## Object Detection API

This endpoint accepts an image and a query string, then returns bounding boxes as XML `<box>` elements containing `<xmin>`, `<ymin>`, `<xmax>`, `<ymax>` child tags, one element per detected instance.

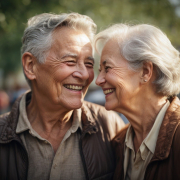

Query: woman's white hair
<box><xmin>21</xmin><ymin>12</ymin><xmax>97</xmax><ymax>87</ymax></box>
<box><xmin>94</xmin><ymin>24</ymin><xmax>180</xmax><ymax>96</ymax></box>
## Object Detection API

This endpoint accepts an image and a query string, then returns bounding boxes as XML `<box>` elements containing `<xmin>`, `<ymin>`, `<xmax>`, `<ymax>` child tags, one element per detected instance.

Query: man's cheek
<box><xmin>89</xmin><ymin>70</ymin><xmax>94</xmax><ymax>83</ymax></box>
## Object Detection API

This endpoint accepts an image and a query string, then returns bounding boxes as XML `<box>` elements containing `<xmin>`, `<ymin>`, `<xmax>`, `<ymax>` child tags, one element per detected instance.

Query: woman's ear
<box><xmin>141</xmin><ymin>61</ymin><xmax>153</xmax><ymax>83</ymax></box>
<box><xmin>22</xmin><ymin>52</ymin><xmax>36</xmax><ymax>81</ymax></box>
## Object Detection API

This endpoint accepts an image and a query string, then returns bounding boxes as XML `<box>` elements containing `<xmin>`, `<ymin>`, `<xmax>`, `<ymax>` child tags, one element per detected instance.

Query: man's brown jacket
<box><xmin>0</xmin><ymin>91</ymin><xmax>124</xmax><ymax>180</ymax></box>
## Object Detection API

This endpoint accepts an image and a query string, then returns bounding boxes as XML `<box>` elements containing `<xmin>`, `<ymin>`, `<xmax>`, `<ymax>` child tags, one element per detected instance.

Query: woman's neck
<box><xmin>118</xmin><ymin>92</ymin><xmax>167</xmax><ymax>151</ymax></box>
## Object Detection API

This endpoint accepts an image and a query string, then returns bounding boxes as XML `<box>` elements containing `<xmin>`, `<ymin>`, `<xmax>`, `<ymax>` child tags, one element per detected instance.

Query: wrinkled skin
<box><xmin>96</xmin><ymin>39</ymin><xmax>142</xmax><ymax>113</ymax></box>
<box><xmin>96</xmin><ymin>37</ymin><xmax>169</xmax><ymax>158</ymax></box>
<box><xmin>21</xmin><ymin>27</ymin><xmax>95</xmax><ymax>152</ymax></box>
<box><xmin>33</xmin><ymin>27</ymin><xmax>94</xmax><ymax>112</ymax></box>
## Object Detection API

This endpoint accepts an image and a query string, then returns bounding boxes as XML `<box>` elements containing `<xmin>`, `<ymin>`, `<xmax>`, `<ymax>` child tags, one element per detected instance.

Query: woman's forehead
<box><xmin>101</xmin><ymin>40</ymin><xmax>121</xmax><ymax>61</ymax></box>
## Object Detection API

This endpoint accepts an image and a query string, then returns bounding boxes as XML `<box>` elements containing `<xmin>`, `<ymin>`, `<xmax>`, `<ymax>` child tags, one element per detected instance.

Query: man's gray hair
<box><xmin>94</xmin><ymin>24</ymin><xmax>180</xmax><ymax>96</ymax></box>
<box><xmin>21</xmin><ymin>12</ymin><xmax>97</xmax><ymax>87</ymax></box>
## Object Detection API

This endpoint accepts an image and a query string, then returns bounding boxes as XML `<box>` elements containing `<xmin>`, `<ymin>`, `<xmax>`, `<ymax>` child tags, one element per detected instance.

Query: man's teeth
<box><xmin>64</xmin><ymin>85</ymin><xmax>83</xmax><ymax>90</ymax></box>
<box><xmin>104</xmin><ymin>89</ymin><xmax>114</xmax><ymax>95</ymax></box>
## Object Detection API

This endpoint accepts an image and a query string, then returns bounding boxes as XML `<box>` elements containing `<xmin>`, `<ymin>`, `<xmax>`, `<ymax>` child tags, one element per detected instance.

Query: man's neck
<box><xmin>26</xmin><ymin>93</ymin><xmax>74</xmax><ymax>152</ymax></box>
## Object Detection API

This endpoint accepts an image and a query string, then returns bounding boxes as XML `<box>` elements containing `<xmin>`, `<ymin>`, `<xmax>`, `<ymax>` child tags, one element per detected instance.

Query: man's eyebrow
<box><xmin>87</xmin><ymin>56</ymin><xmax>95</xmax><ymax>63</ymax></box>
<box><xmin>61</xmin><ymin>53</ymin><xmax>77</xmax><ymax>59</ymax></box>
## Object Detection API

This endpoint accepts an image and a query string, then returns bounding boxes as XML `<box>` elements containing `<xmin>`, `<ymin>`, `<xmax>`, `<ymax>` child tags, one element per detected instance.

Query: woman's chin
<box><xmin>105</xmin><ymin>103</ymin><xmax>114</xmax><ymax>111</ymax></box>
<box><xmin>105</xmin><ymin>101</ymin><xmax>120</xmax><ymax>111</ymax></box>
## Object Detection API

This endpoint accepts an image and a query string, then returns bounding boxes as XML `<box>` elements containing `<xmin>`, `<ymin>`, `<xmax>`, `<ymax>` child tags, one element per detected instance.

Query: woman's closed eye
<box><xmin>105</xmin><ymin>66</ymin><xmax>111</xmax><ymax>72</ymax></box>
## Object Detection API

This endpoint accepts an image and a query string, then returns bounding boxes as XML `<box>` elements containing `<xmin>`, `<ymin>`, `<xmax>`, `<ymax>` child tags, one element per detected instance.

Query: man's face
<box><xmin>34</xmin><ymin>27</ymin><xmax>94</xmax><ymax>110</ymax></box>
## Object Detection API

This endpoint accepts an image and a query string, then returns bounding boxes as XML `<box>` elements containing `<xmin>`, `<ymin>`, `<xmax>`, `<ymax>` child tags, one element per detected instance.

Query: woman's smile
<box><xmin>103</xmin><ymin>88</ymin><xmax>115</xmax><ymax>97</ymax></box>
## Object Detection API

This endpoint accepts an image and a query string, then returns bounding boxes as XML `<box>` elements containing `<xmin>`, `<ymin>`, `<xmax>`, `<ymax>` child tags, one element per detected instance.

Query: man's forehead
<box><xmin>48</xmin><ymin>27</ymin><xmax>92</xmax><ymax>59</ymax></box>
<box><xmin>53</xmin><ymin>26</ymin><xmax>90</xmax><ymax>42</ymax></box>
<box><xmin>51</xmin><ymin>32</ymin><xmax>91</xmax><ymax>54</ymax></box>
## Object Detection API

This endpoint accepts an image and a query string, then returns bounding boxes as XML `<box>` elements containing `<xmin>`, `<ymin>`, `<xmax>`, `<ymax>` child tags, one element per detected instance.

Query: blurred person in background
<box><xmin>0</xmin><ymin>13</ymin><xmax>125</xmax><ymax>180</ymax></box>
<box><xmin>9</xmin><ymin>83</ymin><xmax>29</xmax><ymax>108</ymax></box>
<box><xmin>94</xmin><ymin>24</ymin><xmax>180</xmax><ymax>180</ymax></box>
<box><xmin>0</xmin><ymin>90</ymin><xmax>10</xmax><ymax>114</ymax></box>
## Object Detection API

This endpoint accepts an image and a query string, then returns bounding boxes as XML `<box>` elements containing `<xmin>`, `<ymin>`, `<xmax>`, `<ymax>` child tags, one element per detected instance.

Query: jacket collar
<box><xmin>0</xmin><ymin>95</ymin><xmax>22</xmax><ymax>142</ymax></box>
<box><xmin>152</xmin><ymin>96</ymin><xmax>180</xmax><ymax>161</ymax></box>
<box><xmin>114</xmin><ymin>97</ymin><xmax>180</xmax><ymax>162</ymax></box>
<box><xmin>113</xmin><ymin>125</ymin><xmax>129</xmax><ymax>180</ymax></box>
<box><xmin>81</xmin><ymin>102</ymin><xmax>98</xmax><ymax>135</ymax></box>
<box><xmin>0</xmin><ymin>91</ymin><xmax>98</xmax><ymax>142</ymax></box>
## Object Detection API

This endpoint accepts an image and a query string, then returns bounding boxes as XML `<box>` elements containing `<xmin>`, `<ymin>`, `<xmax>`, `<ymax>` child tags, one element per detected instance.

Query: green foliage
<box><xmin>0</xmin><ymin>0</ymin><xmax>180</xmax><ymax>76</ymax></box>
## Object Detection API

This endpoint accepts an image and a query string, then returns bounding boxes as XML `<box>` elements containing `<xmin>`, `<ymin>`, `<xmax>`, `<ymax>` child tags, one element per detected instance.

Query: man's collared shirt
<box><xmin>124</xmin><ymin>101</ymin><xmax>170</xmax><ymax>180</ymax></box>
<box><xmin>16</xmin><ymin>94</ymin><xmax>86</xmax><ymax>180</ymax></box>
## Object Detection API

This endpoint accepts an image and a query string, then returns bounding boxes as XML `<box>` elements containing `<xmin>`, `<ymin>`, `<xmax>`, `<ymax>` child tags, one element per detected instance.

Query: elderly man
<box><xmin>0</xmin><ymin>13</ymin><xmax>124</xmax><ymax>180</ymax></box>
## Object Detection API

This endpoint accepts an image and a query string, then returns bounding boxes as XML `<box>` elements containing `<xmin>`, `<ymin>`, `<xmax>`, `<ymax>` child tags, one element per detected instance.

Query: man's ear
<box><xmin>22</xmin><ymin>52</ymin><xmax>36</xmax><ymax>81</ymax></box>
<box><xmin>141</xmin><ymin>61</ymin><xmax>153</xmax><ymax>83</ymax></box>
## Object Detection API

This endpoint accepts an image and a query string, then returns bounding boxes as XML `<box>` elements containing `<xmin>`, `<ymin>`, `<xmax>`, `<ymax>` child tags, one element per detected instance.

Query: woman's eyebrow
<box><xmin>103</xmin><ymin>60</ymin><xmax>107</xmax><ymax>65</ymax></box>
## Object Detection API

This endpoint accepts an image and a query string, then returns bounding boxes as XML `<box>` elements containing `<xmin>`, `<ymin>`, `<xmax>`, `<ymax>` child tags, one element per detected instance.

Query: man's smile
<box><xmin>64</xmin><ymin>84</ymin><xmax>84</xmax><ymax>91</ymax></box>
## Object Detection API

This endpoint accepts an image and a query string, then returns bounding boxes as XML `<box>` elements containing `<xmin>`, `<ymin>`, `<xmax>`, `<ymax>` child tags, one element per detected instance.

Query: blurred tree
<box><xmin>0</xmin><ymin>0</ymin><xmax>180</xmax><ymax>80</ymax></box>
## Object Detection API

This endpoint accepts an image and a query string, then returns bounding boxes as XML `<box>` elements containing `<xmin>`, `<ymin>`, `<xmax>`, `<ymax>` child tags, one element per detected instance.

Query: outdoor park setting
<box><xmin>0</xmin><ymin>0</ymin><xmax>180</xmax><ymax>114</ymax></box>
<box><xmin>1</xmin><ymin>1</ymin><xmax>180</xmax><ymax>179</ymax></box>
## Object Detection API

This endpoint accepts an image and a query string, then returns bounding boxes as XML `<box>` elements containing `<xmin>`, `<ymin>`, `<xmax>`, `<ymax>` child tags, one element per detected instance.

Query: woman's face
<box><xmin>96</xmin><ymin>39</ymin><xmax>142</xmax><ymax>112</ymax></box>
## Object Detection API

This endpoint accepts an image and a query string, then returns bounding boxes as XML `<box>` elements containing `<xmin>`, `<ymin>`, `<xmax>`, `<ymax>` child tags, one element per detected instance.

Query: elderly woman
<box><xmin>94</xmin><ymin>24</ymin><xmax>180</xmax><ymax>180</ymax></box>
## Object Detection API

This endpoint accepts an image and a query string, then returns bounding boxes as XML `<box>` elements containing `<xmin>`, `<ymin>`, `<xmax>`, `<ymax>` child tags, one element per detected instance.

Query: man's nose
<box><xmin>96</xmin><ymin>72</ymin><xmax>106</xmax><ymax>86</ymax></box>
<box><xmin>72</xmin><ymin>64</ymin><xmax>89</xmax><ymax>80</ymax></box>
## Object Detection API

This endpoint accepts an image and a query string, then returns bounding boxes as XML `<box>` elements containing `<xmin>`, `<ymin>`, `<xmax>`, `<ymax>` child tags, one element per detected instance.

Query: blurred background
<box><xmin>0</xmin><ymin>0</ymin><xmax>180</xmax><ymax>122</ymax></box>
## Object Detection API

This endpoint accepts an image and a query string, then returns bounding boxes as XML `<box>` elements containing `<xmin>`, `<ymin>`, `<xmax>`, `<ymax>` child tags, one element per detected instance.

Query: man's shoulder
<box><xmin>83</xmin><ymin>101</ymin><xmax>119</xmax><ymax>118</ymax></box>
<box><xmin>0</xmin><ymin>112</ymin><xmax>10</xmax><ymax>126</ymax></box>
<box><xmin>83</xmin><ymin>101</ymin><xmax>125</xmax><ymax>133</ymax></box>
<box><xmin>0</xmin><ymin>112</ymin><xmax>10</xmax><ymax>136</ymax></box>
<box><xmin>0</xmin><ymin>94</ymin><xmax>23</xmax><ymax>134</ymax></box>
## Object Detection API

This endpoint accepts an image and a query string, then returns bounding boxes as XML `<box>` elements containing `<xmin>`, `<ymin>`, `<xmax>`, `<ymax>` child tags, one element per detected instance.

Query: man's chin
<box><xmin>65</xmin><ymin>100</ymin><xmax>83</xmax><ymax>110</ymax></box>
